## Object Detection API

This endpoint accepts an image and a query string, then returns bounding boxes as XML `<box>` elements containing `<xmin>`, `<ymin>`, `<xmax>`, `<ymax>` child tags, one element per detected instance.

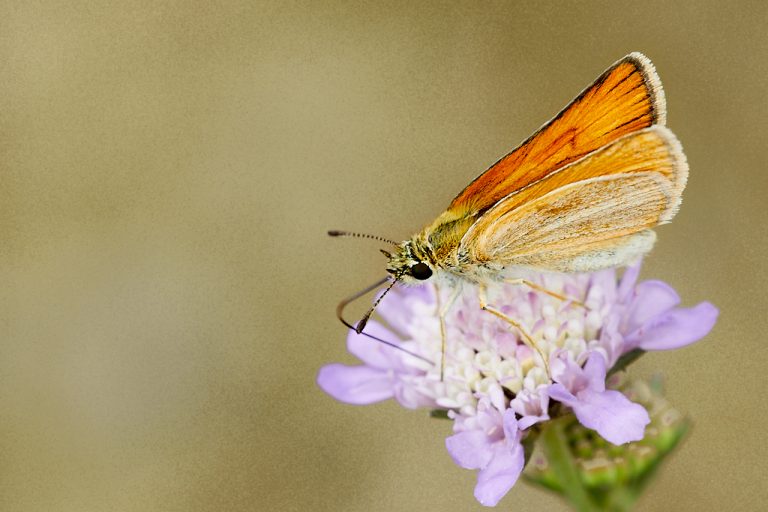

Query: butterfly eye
<box><xmin>410</xmin><ymin>262</ymin><xmax>432</xmax><ymax>280</ymax></box>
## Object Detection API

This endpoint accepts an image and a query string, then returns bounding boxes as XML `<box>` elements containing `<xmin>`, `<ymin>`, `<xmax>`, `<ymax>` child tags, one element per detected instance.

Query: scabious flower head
<box><xmin>317</xmin><ymin>263</ymin><xmax>718</xmax><ymax>507</ymax></box>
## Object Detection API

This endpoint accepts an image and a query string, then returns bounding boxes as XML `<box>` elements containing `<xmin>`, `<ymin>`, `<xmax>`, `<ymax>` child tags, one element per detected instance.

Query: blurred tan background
<box><xmin>1</xmin><ymin>1</ymin><xmax>766</xmax><ymax>511</ymax></box>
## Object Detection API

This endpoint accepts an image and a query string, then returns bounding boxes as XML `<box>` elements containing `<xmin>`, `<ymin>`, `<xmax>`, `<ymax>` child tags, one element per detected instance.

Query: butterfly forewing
<box><xmin>448</xmin><ymin>53</ymin><xmax>665</xmax><ymax>217</ymax></box>
<box><xmin>465</xmin><ymin>126</ymin><xmax>687</xmax><ymax>226</ymax></box>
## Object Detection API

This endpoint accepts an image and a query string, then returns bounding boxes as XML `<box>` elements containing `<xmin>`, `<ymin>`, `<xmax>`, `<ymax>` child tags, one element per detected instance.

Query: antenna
<box><xmin>354</xmin><ymin>275</ymin><xmax>400</xmax><ymax>333</ymax></box>
<box><xmin>328</xmin><ymin>230</ymin><xmax>398</xmax><ymax>246</ymax></box>
<box><xmin>336</xmin><ymin>277</ymin><xmax>432</xmax><ymax>365</ymax></box>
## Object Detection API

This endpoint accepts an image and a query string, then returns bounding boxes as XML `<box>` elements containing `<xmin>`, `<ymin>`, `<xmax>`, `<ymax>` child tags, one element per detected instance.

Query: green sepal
<box><xmin>607</xmin><ymin>349</ymin><xmax>646</xmax><ymax>377</ymax></box>
<box><xmin>429</xmin><ymin>409</ymin><xmax>451</xmax><ymax>420</ymax></box>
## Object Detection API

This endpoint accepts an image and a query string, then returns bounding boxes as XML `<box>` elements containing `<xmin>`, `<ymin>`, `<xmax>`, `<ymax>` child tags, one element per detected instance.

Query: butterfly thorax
<box><xmin>388</xmin><ymin>209</ymin><xmax>491</xmax><ymax>284</ymax></box>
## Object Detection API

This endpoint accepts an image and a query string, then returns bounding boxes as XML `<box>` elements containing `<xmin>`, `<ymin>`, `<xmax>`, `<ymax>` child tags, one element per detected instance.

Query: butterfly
<box><xmin>331</xmin><ymin>52</ymin><xmax>688</xmax><ymax>369</ymax></box>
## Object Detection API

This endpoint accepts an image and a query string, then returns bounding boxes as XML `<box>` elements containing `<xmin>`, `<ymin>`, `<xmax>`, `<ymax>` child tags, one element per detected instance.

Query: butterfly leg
<box><xmin>478</xmin><ymin>283</ymin><xmax>550</xmax><ymax>375</ymax></box>
<box><xmin>434</xmin><ymin>282</ymin><xmax>463</xmax><ymax>381</ymax></box>
<box><xmin>503</xmin><ymin>278</ymin><xmax>587</xmax><ymax>309</ymax></box>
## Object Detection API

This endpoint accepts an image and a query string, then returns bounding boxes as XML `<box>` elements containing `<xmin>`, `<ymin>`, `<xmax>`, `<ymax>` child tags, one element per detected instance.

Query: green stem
<box><xmin>539</xmin><ymin>418</ymin><xmax>599</xmax><ymax>512</ymax></box>
<box><xmin>603</xmin><ymin>486</ymin><xmax>638</xmax><ymax>512</ymax></box>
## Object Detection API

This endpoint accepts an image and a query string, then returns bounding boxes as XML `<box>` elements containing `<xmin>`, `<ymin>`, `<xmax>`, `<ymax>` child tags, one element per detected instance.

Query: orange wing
<box><xmin>479</xmin><ymin>126</ymin><xmax>687</xmax><ymax>222</ymax></box>
<box><xmin>448</xmin><ymin>52</ymin><xmax>665</xmax><ymax>217</ymax></box>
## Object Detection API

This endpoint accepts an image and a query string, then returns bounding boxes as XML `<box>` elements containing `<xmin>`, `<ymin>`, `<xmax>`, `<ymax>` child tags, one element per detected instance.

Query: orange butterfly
<box><xmin>331</xmin><ymin>52</ymin><xmax>688</xmax><ymax>371</ymax></box>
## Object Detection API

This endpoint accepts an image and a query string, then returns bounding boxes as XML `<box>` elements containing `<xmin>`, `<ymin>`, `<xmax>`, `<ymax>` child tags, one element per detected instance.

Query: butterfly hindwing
<box><xmin>460</xmin><ymin>171</ymin><xmax>681</xmax><ymax>272</ymax></box>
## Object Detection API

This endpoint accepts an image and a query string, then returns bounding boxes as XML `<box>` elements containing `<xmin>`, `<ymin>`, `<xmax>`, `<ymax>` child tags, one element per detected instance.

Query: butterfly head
<box><xmin>328</xmin><ymin>230</ymin><xmax>436</xmax><ymax>333</ymax></box>
<box><xmin>385</xmin><ymin>240</ymin><xmax>434</xmax><ymax>284</ymax></box>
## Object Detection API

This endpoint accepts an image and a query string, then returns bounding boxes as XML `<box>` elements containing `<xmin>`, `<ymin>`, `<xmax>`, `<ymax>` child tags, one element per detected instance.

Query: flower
<box><xmin>548</xmin><ymin>350</ymin><xmax>649</xmax><ymax>445</ymax></box>
<box><xmin>317</xmin><ymin>262</ymin><xmax>718</xmax><ymax>507</ymax></box>
<box><xmin>446</xmin><ymin>400</ymin><xmax>524</xmax><ymax>506</ymax></box>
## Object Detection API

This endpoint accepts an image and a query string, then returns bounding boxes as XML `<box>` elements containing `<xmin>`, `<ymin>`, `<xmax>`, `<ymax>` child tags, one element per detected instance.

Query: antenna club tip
<box><xmin>355</xmin><ymin>319</ymin><xmax>367</xmax><ymax>334</ymax></box>
<box><xmin>327</xmin><ymin>230</ymin><xmax>342</xmax><ymax>237</ymax></box>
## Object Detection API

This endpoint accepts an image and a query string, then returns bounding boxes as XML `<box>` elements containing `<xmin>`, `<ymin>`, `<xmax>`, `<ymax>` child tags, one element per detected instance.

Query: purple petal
<box><xmin>446</xmin><ymin>430</ymin><xmax>493</xmax><ymax>470</ymax></box>
<box><xmin>373</xmin><ymin>291</ymin><xmax>413</xmax><ymax>332</ymax></box>
<box><xmin>549</xmin><ymin>352</ymin><xmax>589</xmax><ymax>394</ymax></box>
<box><xmin>589</xmin><ymin>267</ymin><xmax>618</xmax><ymax>305</ymax></box>
<box><xmin>393</xmin><ymin>382</ymin><xmax>435</xmax><ymax>410</ymax></box>
<box><xmin>583</xmin><ymin>352</ymin><xmax>607</xmax><ymax>393</ymax></box>
<box><xmin>510</xmin><ymin>390</ymin><xmax>549</xmax><ymax>430</ymax></box>
<box><xmin>375</xmin><ymin>284</ymin><xmax>434</xmax><ymax>333</ymax></box>
<box><xmin>502</xmin><ymin>409</ymin><xmax>520</xmax><ymax>441</ymax></box>
<box><xmin>598</xmin><ymin>314</ymin><xmax>624</xmax><ymax>366</ymax></box>
<box><xmin>626</xmin><ymin>280</ymin><xmax>680</xmax><ymax>332</ymax></box>
<box><xmin>316</xmin><ymin>364</ymin><xmax>394</xmax><ymax>405</ymax></box>
<box><xmin>547</xmin><ymin>383</ymin><xmax>577</xmax><ymax>406</ymax></box>
<box><xmin>633</xmin><ymin>302</ymin><xmax>719</xmax><ymax>351</ymax></box>
<box><xmin>548</xmin><ymin>353</ymin><xmax>569</xmax><ymax>383</ymax></box>
<box><xmin>474</xmin><ymin>441</ymin><xmax>525</xmax><ymax>507</ymax></box>
<box><xmin>347</xmin><ymin>320</ymin><xmax>404</xmax><ymax>370</ymax></box>
<box><xmin>518</xmin><ymin>415</ymin><xmax>547</xmax><ymax>430</ymax></box>
<box><xmin>617</xmin><ymin>261</ymin><xmax>642</xmax><ymax>301</ymax></box>
<box><xmin>571</xmin><ymin>389</ymin><xmax>650</xmax><ymax>445</ymax></box>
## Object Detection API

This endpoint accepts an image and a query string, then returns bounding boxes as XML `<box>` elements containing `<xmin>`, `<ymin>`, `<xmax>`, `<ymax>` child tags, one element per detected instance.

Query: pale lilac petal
<box><xmin>375</xmin><ymin>284</ymin><xmax>434</xmax><ymax>332</ymax></box>
<box><xmin>393</xmin><ymin>382</ymin><xmax>435</xmax><ymax>409</ymax></box>
<box><xmin>548</xmin><ymin>353</ymin><xmax>569</xmax><ymax>383</ymax></box>
<box><xmin>570</xmin><ymin>389</ymin><xmax>650</xmax><ymax>445</ymax></box>
<box><xmin>598</xmin><ymin>314</ymin><xmax>624</xmax><ymax>366</ymax></box>
<box><xmin>446</xmin><ymin>430</ymin><xmax>493</xmax><ymax>470</ymax></box>
<box><xmin>316</xmin><ymin>364</ymin><xmax>394</xmax><ymax>405</ymax></box>
<box><xmin>518</xmin><ymin>415</ymin><xmax>547</xmax><ymax>430</ymax></box>
<box><xmin>549</xmin><ymin>351</ymin><xmax>588</xmax><ymax>393</ymax></box>
<box><xmin>374</xmin><ymin>292</ymin><xmax>413</xmax><ymax>332</ymax></box>
<box><xmin>502</xmin><ymin>408</ymin><xmax>520</xmax><ymax>441</ymax></box>
<box><xmin>632</xmin><ymin>302</ymin><xmax>719</xmax><ymax>351</ymax></box>
<box><xmin>547</xmin><ymin>383</ymin><xmax>577</xmax><ymax>406</ymax></box>
<box><xmin>346</xmin><ymin>320</ymin><xmax>401</xmax><ymax>369</ymax></box>
<box><xmin>474</xmin><ymin>441</ymin><xmax>525</xmax><ymax>507</ymax></box>
<box><xmin>626</xmin><ymin>280</ymin><xmax>680</xmax><ymax>331</ymax></box>
<box><xmin>489</xmin><ymin>384</ymin><xmax>507</xmax><ymax>412</ymax></box>
<box><xmin>583</xmin><ymin>352</ymin><xmax>607</xmax><ymax>393</ymax></box>
<box><xmin>510</xmin><ymin>389</ymin><xmax>549</xmax><ymax>429</ymax></box>
<box><xmin>617</xmin><ymin>261</ymin><xmax>641</xmax><ymax>301</ymax></box>
<box><xmin>590</xmin><ymin>268</ymin><xmax>618</xmax><ymax>305</ymax></box>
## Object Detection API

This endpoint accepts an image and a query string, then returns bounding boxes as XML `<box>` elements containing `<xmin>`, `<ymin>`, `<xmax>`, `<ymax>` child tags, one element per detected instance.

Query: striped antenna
<box><xmin>335</xmin><ymin>276</ymin><xmax>432</xmax><ymax>365</ymax></box>
<box><xmin>354</xmin><ymin>273</ymin><xmax>401</xmax><ymax>333</ymax></box>
<box><xmin>328</xmin><ymin>230</ymin><xmax>398</xmax><ymax>246</ymax></box>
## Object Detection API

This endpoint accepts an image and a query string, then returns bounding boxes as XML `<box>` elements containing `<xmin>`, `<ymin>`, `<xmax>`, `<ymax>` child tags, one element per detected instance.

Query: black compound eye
<box><xmin>410</xmin><ymin>262</ymin><xmax>432</xmax><ymax>280</ymax></box>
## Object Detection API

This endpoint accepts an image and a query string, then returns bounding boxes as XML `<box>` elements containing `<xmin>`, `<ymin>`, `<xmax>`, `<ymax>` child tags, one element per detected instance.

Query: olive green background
<box><xmin>1</xmin><ymin>2</ymin><xmax>766</xmax><ymax>511</ymax></box>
